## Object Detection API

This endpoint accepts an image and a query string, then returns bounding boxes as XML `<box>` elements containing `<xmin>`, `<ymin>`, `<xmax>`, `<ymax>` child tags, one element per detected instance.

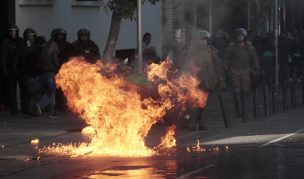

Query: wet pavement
<box><xmin>1</xmin><ymin>108</ymin><xmax>304</xmax><ymax>179</ymax></box>
<box><xmin>2</xmin><ymin>140</ymin><xmax>304</xmax><ymax>179</ymax></box>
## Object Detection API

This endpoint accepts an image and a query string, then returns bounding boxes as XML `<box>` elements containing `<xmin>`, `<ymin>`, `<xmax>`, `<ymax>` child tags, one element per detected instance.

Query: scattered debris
<box><xmin>186</xmin><ymin>140</ymin><xmax>230</xmax><ymax>153</ymax></box>
<box><xmin>31</xmin><ymin>139</ymin><xmax>40</xmax><ymax>145</ymax></box>
<box><xmin>225</xmin><ymin>146</ymin><xmax>229</xmax><ymax>151</ymax></box>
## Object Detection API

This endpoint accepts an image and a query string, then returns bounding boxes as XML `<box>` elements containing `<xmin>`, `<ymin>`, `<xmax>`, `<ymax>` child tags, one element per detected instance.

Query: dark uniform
<box><xmin>54</xmin><ymin>28</ymin><xmax>75</xmax><ymax>66</ymax></box>
<box><xmin>19</xmin><ymin>28</ymin><xmax>37</xmax><ymax>113</ymax></box>
<box><xmin>24</xmin><ymin>36</ymin><xmax>46</xmax><ymax>115</ymax></box>
<box><xmin>0</xmin><ymin>25</ymin><xmax>25</xmax><ymax>113</ymax></box>
<box><xmin>53</xmin><ymin>28</ymin><xmax>74</xmax><ymax>111</ymax></box>
<box><xmin>225</xmin><ymin>28</ymin><xmax>259</xmax><ymax>117</ymax></box>
<box><xmin>72</xmin><ymin>29</ymin><xmax>100</xmax><ymax>63</ymax></box>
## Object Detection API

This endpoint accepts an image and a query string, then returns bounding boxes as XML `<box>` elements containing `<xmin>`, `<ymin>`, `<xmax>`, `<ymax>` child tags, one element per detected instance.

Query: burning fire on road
<box><xmin>40</xmin><ymin>57</ymin><xmax>208</xmax><ymax>157</ymax></box>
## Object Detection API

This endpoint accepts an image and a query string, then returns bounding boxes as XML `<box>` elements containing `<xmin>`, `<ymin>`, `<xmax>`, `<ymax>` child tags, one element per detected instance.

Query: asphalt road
<box><xmin>1</xmin><ymin>108</ymin><xmax>304</xmax><ymax>179</ymax></box>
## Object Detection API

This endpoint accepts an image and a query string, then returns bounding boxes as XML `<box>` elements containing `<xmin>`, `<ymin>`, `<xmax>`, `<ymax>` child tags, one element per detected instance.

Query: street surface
<box><xmin>1</xmin><ymin>106</ymin><xmax>304</xmax><ymax>179</ymax></box>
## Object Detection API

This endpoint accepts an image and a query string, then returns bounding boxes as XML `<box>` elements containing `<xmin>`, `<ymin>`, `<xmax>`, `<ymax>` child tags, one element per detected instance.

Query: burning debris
<box><xmin>31</xmin><ymin>139</ymin><xmax>40</xmax><ymax>145</ymax></box>
<box><xmin>39</xmin><ymin>57</ymin><xmax>208</xmax><ymax>157</ymax></box>
<box><xmin>186</xmin><ymin>140</ymin><xmax>230</xmax><ymax>153</ymax></box>
<box><xmin>194</xmin><ymin>140</ymin><xmax>206</xmax><ymax>152</ymax></box>
<box><xmin>156</xmin><ymin>124</ymin><xmax>177</xmax><ymax>150</ymax></box>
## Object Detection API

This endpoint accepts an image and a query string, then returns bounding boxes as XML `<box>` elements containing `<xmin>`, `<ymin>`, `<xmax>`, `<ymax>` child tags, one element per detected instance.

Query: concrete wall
<box><xmin>15</xmin><ymin>0</ymin><xmax>162</xmax><ymax>57</ymax></box>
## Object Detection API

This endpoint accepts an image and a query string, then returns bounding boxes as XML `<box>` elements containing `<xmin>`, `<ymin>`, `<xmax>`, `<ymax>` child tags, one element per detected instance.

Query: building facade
<box><xmin>2</xmin><ymin>0</ymin><xmax>304</xmax><ymax>60</ymax></box>
<box><xmin>15</xmin><ymin>0</ymin><xmax>162</xmax><ymax>57</ymax></box>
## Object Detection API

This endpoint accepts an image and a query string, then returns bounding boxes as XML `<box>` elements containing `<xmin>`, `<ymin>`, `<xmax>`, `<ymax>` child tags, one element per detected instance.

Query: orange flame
<box><xmin>40</xmin><ymin>58</ymin><xmax>208</xmax><ymax>157</ymax></box>
<box><xmin>158</xmin><ymin>125</ymin><xmax>176</xmax><ymax>149</ymax></box>
<box><xmin>31</xmin><ymin>139</ymin><xmax>40</xmax><ymax>145</ymax></box>
<box><xmin>146</xmin><ymin>60</ymin><xmax>208</xmax><ymax>109</ymax></box>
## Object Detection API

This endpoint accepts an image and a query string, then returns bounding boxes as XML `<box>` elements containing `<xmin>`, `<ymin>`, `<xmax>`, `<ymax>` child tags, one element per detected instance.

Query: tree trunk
<box><xmin>103</xmin><ymin>11</ymin><xmax>122</xmax><ymax>61</ymax></box>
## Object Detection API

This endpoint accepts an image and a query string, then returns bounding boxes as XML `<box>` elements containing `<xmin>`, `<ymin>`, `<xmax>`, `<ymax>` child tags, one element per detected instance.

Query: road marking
<box><xmin>260</xmin><ymin>129</ymin><xmax>304</xmax><ymax>147</ymax></box>
<box><xmin>176</xmin><ymin>164</ymin><xmax>215</xmax><ymax>179</ymax></box>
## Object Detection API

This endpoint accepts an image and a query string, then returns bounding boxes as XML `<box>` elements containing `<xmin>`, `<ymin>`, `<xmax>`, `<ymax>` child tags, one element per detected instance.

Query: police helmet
<box><xmin>77</xmin><ymin>28</ymin><xmax>90</xmax><ymax>37</ymax></box>
<box><xmin>198</xmin><ymin>30</ymin><xmax>211</xmax><ymax>39</ymax></box>
<box><xmin>23</xmin><ymin>28</ymin><xmax>37</xmax><ymax>40</ymax></box>
<box><xmin>56</xmin><ymin>28</ymin><xmax>67</xmax><ymax>36</ymax></box>
<box><xmin>8</xmin><ymin>25</ymin><xmax>19</xmax><ymax>32</ymax></box>
<box><xmin>235</xmin><ymin>28</ymin><xmax>247</xmax><ymax>37</ymax></box>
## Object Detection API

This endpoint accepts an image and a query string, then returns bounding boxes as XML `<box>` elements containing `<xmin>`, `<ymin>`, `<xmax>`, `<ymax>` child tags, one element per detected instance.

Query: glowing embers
<box><xmin>31</xmin><ymin>139</ymin><xmax>40</xmax><ymax>145</ymax></box>
<box><xmin>186</xmin><ymin>140</ymin><xmax>230</xmax><ymax>153</ymax></box>
<box><xmin>40</xmin><ymin>58</ymin><xmax>208</xmax><ymax>157</ymax></box>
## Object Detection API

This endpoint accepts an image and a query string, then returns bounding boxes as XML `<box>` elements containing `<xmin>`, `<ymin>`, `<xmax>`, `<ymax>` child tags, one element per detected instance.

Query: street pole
<box><xmin>209</xmin><ymin>0</ymin><xmax>212</xmax><ymax>34</ymax></box>
<box><xmin>247</xmin><ymin>0</ymin><xmax>251</xmax><ymax>30</ymax></box>
<box><xmin>274</xmin><ymin>0</ymin><xmax>279</xmax><ymax>86</ymax></box>
<box><xmin>137</xmin><ymin>0</ymin><xmax>143</xmax><ymax>73</ymax></box>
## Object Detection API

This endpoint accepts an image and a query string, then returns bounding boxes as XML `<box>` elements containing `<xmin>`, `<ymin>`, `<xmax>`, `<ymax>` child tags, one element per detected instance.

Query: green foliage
<box><xmin>107</xmin><ymin>0</ymin><xmax>159</xmax><ymax>20</ymax></box>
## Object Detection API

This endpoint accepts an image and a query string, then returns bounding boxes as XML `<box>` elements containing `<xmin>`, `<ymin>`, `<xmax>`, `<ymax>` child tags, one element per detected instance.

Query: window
<box><xmin>72</xmin><ymin>0</ymin><xmax>103</xmax><ymax>7</ymax></box>
<box><xmin>18</xmin><ymin>0</ymin><xmax>55</xmax><ymax>6</ymax></box>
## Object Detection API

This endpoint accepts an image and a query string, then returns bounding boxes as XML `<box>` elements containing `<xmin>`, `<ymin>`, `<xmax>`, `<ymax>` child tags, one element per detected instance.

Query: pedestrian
<box><xmin>142</xmin><ymin>32</ymin><xmax>160</xmax><ymax>65</ymax></box>
<box><xmin>186</xmin><ymin>30</ymin><xmax>224</xmax><ymax>131</ymax></box>
<box><xmin>0</xmin><ymin>25</ymin><xmax>25</xmax><ymax>114</ymax></box>
<box><xmin>72</xmin><ymin>28</ymin><xmax>100</xmax><ymax>63</ymax></box>
<box><xmin>225</xmin><ymin>28</ymin><xmax>259</xmax><ymax>117</ymax></box>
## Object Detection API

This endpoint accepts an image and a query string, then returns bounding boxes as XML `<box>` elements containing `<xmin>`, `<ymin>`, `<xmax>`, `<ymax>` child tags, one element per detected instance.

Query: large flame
<box><xmin>40</xmin><ymin>57</ymin><xmax>208</xmax><ymax>157</ymax></box>
<box><xmin>146</xmin><ymin>60</ymin><xmax>207</xmax><ymax>109</ymax></box>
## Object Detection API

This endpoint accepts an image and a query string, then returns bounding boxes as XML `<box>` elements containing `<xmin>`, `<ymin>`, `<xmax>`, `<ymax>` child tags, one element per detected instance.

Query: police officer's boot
<box><xmin>198</xmin><ymin>108</ymin><xmax>207</xmax><ymax>131</ymax></box>
<box><xmin>188</xmin><ymin>108</ymin><xmax>207</xmax><ymax>131</ymax></box>
<box><xmin>241</xmin><ymin>91</ymin><xmax>249</xmax><ymax>123</ymax></box>
<box><xmin>188</xmin><ymin>109</ymin><xmax>198</xmax><ymax>131</ymax></box>
<box><xmin>233</xmin><ymin>92</ymin><xmax>242</xmax><ymax>117</ymax></box>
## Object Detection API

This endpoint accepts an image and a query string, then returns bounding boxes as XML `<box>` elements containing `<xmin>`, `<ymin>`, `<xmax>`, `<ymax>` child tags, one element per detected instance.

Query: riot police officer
<box><xmin>53</xmin><ymin>28</ymin><xmax>74</xmax><ymax>111</ymax></box>
<box><xmin>225</xmin><ymin>28</ymin><xmax>259</xmax><ymax>118</ymax></box>
<box><xmin>19</xmin><ymin>28</ymin><xmax>37</xmax><ymax>113</ymax></box>
<box><xmin>187</xmin><ymin>30</ymin><xmax>224</xmax><ymax>131</ymax></box>
<box><xmin>0</xmin><ymin>25</ymin><xmax>25</xmax><ymax>114</ymax></box>
<box><xmin>53</xmin><ymin>28</ymin><xmax>75</xmax><ymax>65</ymax></box>
<box><xmin>72</xmin><ymin>28</ymin><xmax>100</xmax><ymax>63</ymax></box>
<box><xmin>23</xmin><ymin>28</ymin><xmax>37</xmax><ymax>50</ymax></box>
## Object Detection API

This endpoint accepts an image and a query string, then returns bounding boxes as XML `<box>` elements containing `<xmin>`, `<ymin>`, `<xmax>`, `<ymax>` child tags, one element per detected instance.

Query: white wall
<box><xmin>16</xmin><ymin>0</ymin><xmax>162</xmax><ymax>57</ymax></box>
